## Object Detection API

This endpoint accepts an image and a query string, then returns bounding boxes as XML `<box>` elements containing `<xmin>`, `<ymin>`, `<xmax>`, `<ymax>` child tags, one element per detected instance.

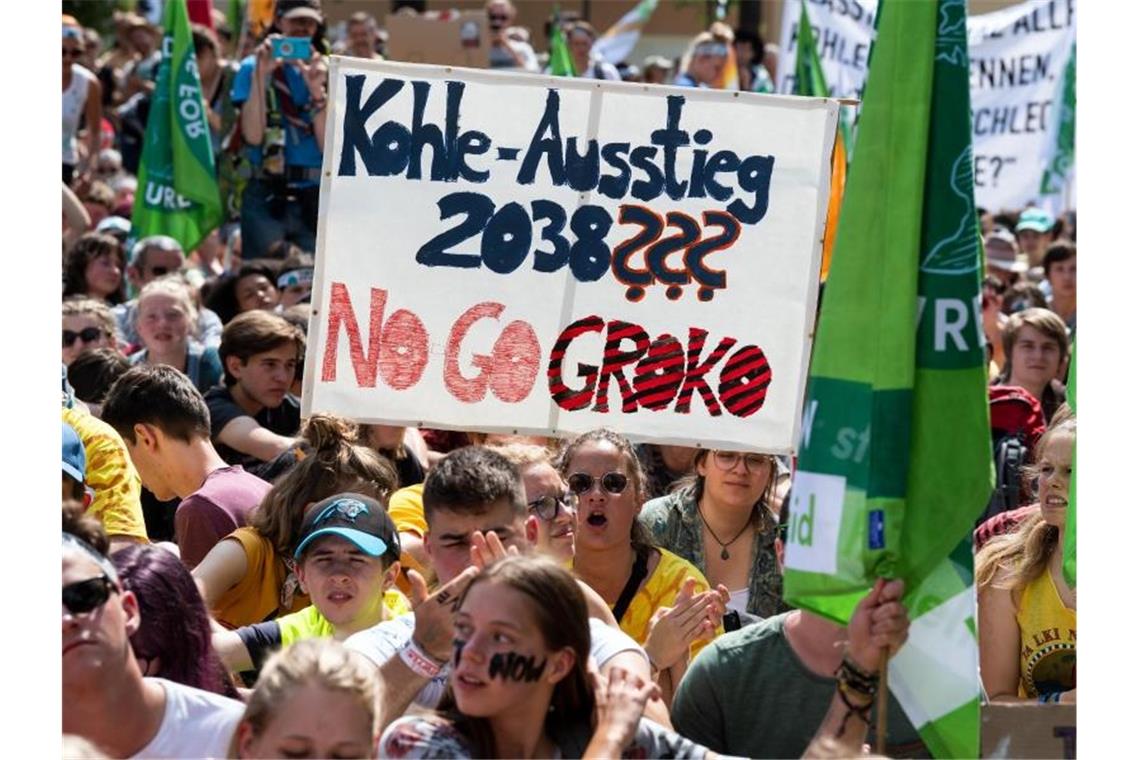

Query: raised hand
<box><xmin>408</xmin><ymin>565</ymin><xmax>480</xmax><ymax>663</ymax></box>
<box><xmin>846</xmin><ymin>577</ymin><xmax>909</xmax><ymax>672</ymax></box>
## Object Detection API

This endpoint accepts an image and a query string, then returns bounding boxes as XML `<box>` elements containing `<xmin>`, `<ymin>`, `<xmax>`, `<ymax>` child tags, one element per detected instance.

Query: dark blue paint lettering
<box><xmin>650</xmin><ymin>95</ymin><xmax>690</xmax><ymax>200</ymax></box>
<box><xmin>703</xmin><ymin>151</ymin><xmax>741</xmax><ymax>201</ymax></box>
<box><xmin>517</xmin><ymin>90</ymin><xmax>566</xmax><ymax>186</ymax></box>
<box><xmin>531</xmin><ymin>200</ymin><xmax>570</xmax><ymax>272</ymax></box>
<box><xmin>415</xmin><ymin>192</ymin><xmax>493</xmax><ymax>268</ymax></box>
<box><xmin>598</xmin><ymin>143</ymin><xmax>631</xmax><ymax>199</ymax></box>
<box><xmin>565</xmin><ymin>137</ymin><xmax>600</xmax><ymax>192</ymax></box>
<box><xmin>629</xmin><ymin>146</ymin><xmax>663</xmax><ymax>202</ymax></box>
<box><xmin>727</xmin><ymin>154</ymin><xmax>775</xmax><ymax>225</ymax></box>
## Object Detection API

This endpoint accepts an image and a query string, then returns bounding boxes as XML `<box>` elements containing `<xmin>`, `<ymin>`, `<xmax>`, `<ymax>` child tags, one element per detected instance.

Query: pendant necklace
<box><xmin>698</xmin><ymin>506</ymin><xmax>752</xmax><ymax>560</ymax></box>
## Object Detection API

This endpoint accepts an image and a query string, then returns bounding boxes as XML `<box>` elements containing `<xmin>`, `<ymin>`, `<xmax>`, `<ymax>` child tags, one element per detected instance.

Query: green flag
<box><xmin>548</xmin><ymin>9</ymin><xmax>577</xmax><ymax>77</ymax></box>
<box><xmin>1063</xmin><ymin>339</ymin><xmax>1076</xmax><ymax>586</ymax></box>
<box><xmin>782</xmin><ymin>1</ymin><xmax>992</xmax><ymax>757</ymax></box>
<box><xmin>131</xmin><ymin>0</ymin><xmax>223</xmax><ymax>254</ymax></box>
<box><xmin>1040</xmin><ymin>42</ymin><xmax>1075</xmax><ymax>198</ymax></box>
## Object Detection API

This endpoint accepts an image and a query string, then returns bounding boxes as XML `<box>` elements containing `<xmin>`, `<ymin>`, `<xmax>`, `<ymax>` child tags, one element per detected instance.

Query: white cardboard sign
<box><xmin>303</xmin><ymin>58</ymin><xmax>837</xmax><ymax>454</ymax></box>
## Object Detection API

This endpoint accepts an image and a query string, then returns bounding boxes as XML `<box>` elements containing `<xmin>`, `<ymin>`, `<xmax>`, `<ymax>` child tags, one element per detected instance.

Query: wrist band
<box><xmin>399</xmin><ymin>639</ymin><xmax>444</xmax><ymax>679</ymax></box>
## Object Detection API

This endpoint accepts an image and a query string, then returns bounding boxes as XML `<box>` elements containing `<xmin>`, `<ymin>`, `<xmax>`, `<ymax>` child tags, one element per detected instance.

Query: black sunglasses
<box><xmin>527</xmin><ymin>492</ymin><xmax>575</xmax><ymax>521</ymax></box>
<box><xmin>63</xmin><ymin>48</ymin><xmax>83</xmax><ymax>59</ymax></box>
<box><xmin>63</xmin><ymin>327</ymin><xmax>105</xmax><ymax>347</ymax></box>
<box><xmin>63</xmin><ymin>576</ymin><xmax>116</xmax><ymax>615</ymax></box>
<box><xmin>148</xmin><ymin>266</ymin><xmax>170</xmax><ymax>277</ymax></box>
<box><xmin>567</xmin><ymin>471</ymin><xmax>628</xmax><ymax>496</ymax></box>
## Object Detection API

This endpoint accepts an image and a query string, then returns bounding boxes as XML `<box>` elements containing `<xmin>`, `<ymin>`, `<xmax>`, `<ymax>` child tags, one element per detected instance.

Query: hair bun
<box><xmin>302</xmin><ymin>414</ymin><xmax>357</xmax><ymax>453</ymax></box>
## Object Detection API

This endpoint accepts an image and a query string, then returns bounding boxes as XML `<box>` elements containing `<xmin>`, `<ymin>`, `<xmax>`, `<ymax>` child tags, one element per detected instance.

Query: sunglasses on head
<box><xmin>567</xmin><ymin>471</ymin><xmax>628</xmax><ymax>496</ymax></box>
<box><xmin>527</xmin><ymin>492</ymin><xmax>575</xmax><ymax>521</ymax></box>
<box><xmin>63</xmin><ymin>327</ymin><xmax>104</xmax><ymax>347</ymax></box>
<box><xmin>63</xmin><ymin>576</ymin><xmax>115</xmax><ymax>615</ymax></box>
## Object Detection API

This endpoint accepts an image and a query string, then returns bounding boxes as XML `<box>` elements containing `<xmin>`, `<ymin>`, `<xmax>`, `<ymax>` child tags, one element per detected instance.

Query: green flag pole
<box><xmin>131</xmin><ymin>0</ymin><xmax>224</xmax><ymax>255</ymax></box>
<box><xmin>548</xmin><ymin>7</ymin><xmax>577</xmax><ymax>78</ymax></box>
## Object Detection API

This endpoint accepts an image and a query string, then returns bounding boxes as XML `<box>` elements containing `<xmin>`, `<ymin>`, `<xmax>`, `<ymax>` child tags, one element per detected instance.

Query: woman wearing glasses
<box><xmin>62</xmin><ymin>298</ymin><xmax>120</xmax><ymax>366</ymax></box>
<box><xmin>556</xmin><ymin>429</ymin><xmax>726</xmax><ymax>704</ymax></box>
<box><xmin>640</xmin><ymin>449</ymin><xmax>785</xmax><ymax>624</ymax></box>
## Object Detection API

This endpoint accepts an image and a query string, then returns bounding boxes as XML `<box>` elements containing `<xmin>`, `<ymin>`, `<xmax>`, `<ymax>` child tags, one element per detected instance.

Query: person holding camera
<box><xmin>486</xmin><ymin>0</ymin><xmax>539</xmax><ymax>72</ymax></box>
<box><xmin>232</xmin><ymin>0</ymin><xmax>328</xmax><ymax>260</ymax></box>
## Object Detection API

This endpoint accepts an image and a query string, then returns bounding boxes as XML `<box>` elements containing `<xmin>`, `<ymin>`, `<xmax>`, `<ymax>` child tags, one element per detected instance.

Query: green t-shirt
<box><xmin>671</xmin><ymin>612</ymin><xmax>930</xmax><ymax>759</ymax></box>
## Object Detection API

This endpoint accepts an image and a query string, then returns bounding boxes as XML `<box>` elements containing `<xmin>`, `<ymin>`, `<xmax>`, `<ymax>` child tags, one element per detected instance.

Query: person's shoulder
<box><xmin>654</xmin><ymin>546</ymin><xmax>709</xmax><ymax>586</ymax></box>
<box><xmin>689</xmin><ymin>612</ymin><xmax>788</xmax><ymax>670</ymax></box>
<box><xmin>151</xmin><ymin>676</ymin><xmax>244</xmax><ymax>716</ymax></box>
<box><xmin>641</xmin><ymin>490</ymin><xmax>686</xmax><ymax>520</ymax></box>
<box><xmin>344</xmin><ymin>612</ymin><xmax>415</xmax><ymax>661</ymax></box>
<box><xmin>203</xmin><ymin>384</ymin><xmax>233</xmax><ymax>404</ymax></box>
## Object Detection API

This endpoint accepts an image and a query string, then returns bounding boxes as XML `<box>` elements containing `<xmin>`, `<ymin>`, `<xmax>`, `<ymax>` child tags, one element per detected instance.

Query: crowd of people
<box><xmin>61</xmin><ymin>0</ymin><xmax>1076</xmax><ymax>757</ymax></box>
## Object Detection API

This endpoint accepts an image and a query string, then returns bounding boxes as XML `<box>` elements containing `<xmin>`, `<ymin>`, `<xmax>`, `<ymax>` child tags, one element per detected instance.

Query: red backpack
<box><xmin>978</xmin><ymin>386</ymin><xmax>1047</xmax><ymax>524</ymax></box>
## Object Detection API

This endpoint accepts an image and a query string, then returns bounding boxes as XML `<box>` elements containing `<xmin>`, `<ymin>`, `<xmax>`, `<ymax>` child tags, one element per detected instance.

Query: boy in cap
<box><xmin>1015</xmin><ymin>206</ymin><xmax>1055</xmax><ymax>269</ymax></box>
<box><xmin>214</xmin><ymin>493</ymin><xmax>407</xmax><ymax>673</ymax></box>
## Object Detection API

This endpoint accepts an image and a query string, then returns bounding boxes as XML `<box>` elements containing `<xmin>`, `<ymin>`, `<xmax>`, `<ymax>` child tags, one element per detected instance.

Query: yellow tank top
<box><xmin>1015</xmin><ymin>568</ymin><xmax>1076</xmax><ymax>698</ymax></box>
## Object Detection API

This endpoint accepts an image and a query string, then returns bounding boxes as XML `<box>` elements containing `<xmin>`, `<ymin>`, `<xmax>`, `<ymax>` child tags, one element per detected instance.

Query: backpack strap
<box><xmin>611</xmin><ymin>545</ymin><xmax>651</xmax><ymax>624</ymax></box>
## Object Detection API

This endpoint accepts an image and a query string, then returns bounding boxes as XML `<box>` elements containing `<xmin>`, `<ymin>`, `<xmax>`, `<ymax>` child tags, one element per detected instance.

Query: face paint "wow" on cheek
<box><xmin>488</xmin><ymin>651</ymin><xmax>547</xmax><ymax>682</ymax></box>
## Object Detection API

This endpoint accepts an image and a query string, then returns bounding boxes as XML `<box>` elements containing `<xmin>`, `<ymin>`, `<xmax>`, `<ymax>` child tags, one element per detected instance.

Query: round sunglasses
<box><xmin>63</xmin><ymin>576</ymin><xmax>116</xmax><ymax>615</ymax></box>
<box><xmin>567</xmin><ymin>471</ymin><xmax>629</xmax><ymax>496</ymax></box>
<box><xmin>527</xmin><ymin>492</ymin><xmax>576</xmax><ymax>521</ymax></box>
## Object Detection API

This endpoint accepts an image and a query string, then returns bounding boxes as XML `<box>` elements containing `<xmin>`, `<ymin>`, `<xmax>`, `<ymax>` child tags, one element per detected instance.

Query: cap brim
<box><xmin>281</xmin><ymin>9</ymin><xmax>322</xmax><ymax>21</ymax></box>
<box><xmin>294</xmin><ymin>528</ymin><xmax>387</xmax><ymax>559</ymax></box>
<box><xmin>1016</xmin><ymin>222</ymin><xmax>1050</xmax><ymax>233</ymax></box>
<box><xmin>62</xmin><ymin>462</ymin><xmax>84</xmax><ymax>484</ymax></box>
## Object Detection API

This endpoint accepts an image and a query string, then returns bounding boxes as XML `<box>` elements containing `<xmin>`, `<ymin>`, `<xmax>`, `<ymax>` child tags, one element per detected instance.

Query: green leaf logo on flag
<box><xmin>783</xmin><ymin>1</ymin><xmax>992</xmax><ymax>757</ymax></box>
<box><xmin>131</xmin><ymin>0</ymin><xmax>223</xmax><ymax>254</ymax></box>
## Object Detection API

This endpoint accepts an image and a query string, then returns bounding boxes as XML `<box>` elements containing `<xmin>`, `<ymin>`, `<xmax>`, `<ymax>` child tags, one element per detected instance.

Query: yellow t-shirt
<box><xmin>388</xmin><ymin>484</ymin><xmax>429</xmax><ymax>595</ymax></box>
<box><xmin>1016</xmin><ymin>568</ymin><xmax>1076</xmax><ymax>698</ymax></box>
<box><xmin>212</xmin><ymin>528</ymin><xmax>310</xmax><ymax>629</ymax></box>
<box><xmin>62</xmin><ymin>406</ymin><xmax>148</xmax><ymax>542</ymax></box>
<box><xmin>620</xmin><ymin>548</ymin><xmax>722</xmax><ymax>660</ymax></box>
<box><xmin>277</xmin><ymin>590</ymin><xmax>412</xmax><ymax>645</ymax></box>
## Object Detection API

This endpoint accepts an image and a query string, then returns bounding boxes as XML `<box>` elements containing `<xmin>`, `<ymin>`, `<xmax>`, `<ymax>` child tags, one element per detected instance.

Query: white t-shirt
<box><xmin>130</xmin><ymin>678</ymin><xmax>244</xmax><ymax>759</ymax></box>
<box><xmin>346</xmin><ymin>613</ymin><xmax>648</xmax><ymax>709</ymax></box>
<box><xmin>62</xmin><ymin>64</ymin><xmax>97</xmax><ymax>165</ymax></box>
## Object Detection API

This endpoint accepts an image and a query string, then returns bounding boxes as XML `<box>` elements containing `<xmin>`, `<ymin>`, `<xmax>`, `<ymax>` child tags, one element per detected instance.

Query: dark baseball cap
<box><xmin>294</xmin><ymin>493</ymin><xmax>400</xmax><ymax>562</ymax></box>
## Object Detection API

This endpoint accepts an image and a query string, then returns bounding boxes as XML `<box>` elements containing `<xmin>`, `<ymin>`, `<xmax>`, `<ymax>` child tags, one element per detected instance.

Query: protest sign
<box><xmin>384</xmin><ymin>11</ymin><xmax>489</xmax><ymax>68</ymax></box>
<box><xmin>968</xmin><ymin>0</ymin><xmax>1076</xmax><ymax>213</ymax></box>
<box><xmin>776</xmin><ymin>0</ymin><xmax>1076</xmax><ymax>212</ymax></box>
<box><xmin>303</xmin><ymin>58</ymin><xmax>838</xmax><ymax>453</ymax></box>
<box><xmin>981</xmin><ymin>703</ymin><xmax>1076</xmax><ymax>759</ymax></box>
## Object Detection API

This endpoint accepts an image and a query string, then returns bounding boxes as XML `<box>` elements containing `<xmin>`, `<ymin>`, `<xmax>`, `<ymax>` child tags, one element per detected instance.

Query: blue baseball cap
<box><xmin>293</xmin><ymin>494</ymin><xmax>400</xmax><ymax>561</ymax></box>
<box><xmin>62</xmin><ymin>422</ymin><xmax>86</xmax><ymax>484</ymax></box>
<box><xmin>1016</xmin><ymin>207</ymin><xmax>1055</xmax><ymax>234</ymax></box>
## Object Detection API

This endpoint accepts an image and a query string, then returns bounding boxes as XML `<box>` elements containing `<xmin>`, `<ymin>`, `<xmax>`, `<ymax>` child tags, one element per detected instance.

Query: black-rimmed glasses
<box><xmin>527</xmin><ymin>492</ymin><xmax>575</xmax><ymax>521</ymax></box>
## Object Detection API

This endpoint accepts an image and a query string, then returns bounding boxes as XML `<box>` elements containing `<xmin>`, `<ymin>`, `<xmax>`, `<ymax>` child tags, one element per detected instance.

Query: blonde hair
<box><xmin>976</xmin><ymin>416</ymin><xmax>1076</xmax><ymax>592</ymax></box>
<box><xmin>229</xmin><ymin>639</ymin><xmax>379</xmax><ymax>758</ymax></box>
<box><xmin>136</xmin><ymin>274</ymin><xmax>198</xmax><ymax>325</ymax></box>
<box><xmin>62</xmin><ymin>297</ymin><xmax>118</xmax><ymax>340</ymax></box>
<box><xmin>491</xmin><ymin>442</ymin><xmax>553</xmax><ymax>472</ymax></box>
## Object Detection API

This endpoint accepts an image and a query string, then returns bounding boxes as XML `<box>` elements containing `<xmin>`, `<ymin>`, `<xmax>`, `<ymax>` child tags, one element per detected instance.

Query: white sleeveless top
<box><xmin>62</xmin><ymin>64</ymin><xmax>97</xmax><ymax>166</ymax></box>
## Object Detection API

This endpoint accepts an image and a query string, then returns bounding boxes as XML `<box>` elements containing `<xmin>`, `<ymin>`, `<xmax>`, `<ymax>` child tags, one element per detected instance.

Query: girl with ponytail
<box><xmin>192</xmin><ymin>413</ymin><xmax>397</xmax><ymax>628</ymax></box>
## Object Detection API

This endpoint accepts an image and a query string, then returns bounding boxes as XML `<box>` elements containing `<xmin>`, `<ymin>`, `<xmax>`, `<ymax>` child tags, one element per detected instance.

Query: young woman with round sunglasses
<box><xmin>640</xmin><ymin>449</ymin><xmax>786</xmax><ymax>622</ymax></box>
<box><xmin>556</xmin><ymin>429</ymin><xmax>727</xmax><ymax>704</ymax></box>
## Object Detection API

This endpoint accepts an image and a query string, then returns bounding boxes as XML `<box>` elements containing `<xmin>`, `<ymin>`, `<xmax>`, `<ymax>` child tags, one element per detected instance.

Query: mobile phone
<box><xmin>271</xmin><ymin>37</ymin><xmax>312</xmax><ymax>60</ymax></box>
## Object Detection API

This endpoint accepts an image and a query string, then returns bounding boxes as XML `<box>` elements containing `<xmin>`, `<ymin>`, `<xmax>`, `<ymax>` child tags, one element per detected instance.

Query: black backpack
<box><xmin>977</xmin><ymin>386</ymin><xmax>1046</xmax><ymax>525</ymax></box>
